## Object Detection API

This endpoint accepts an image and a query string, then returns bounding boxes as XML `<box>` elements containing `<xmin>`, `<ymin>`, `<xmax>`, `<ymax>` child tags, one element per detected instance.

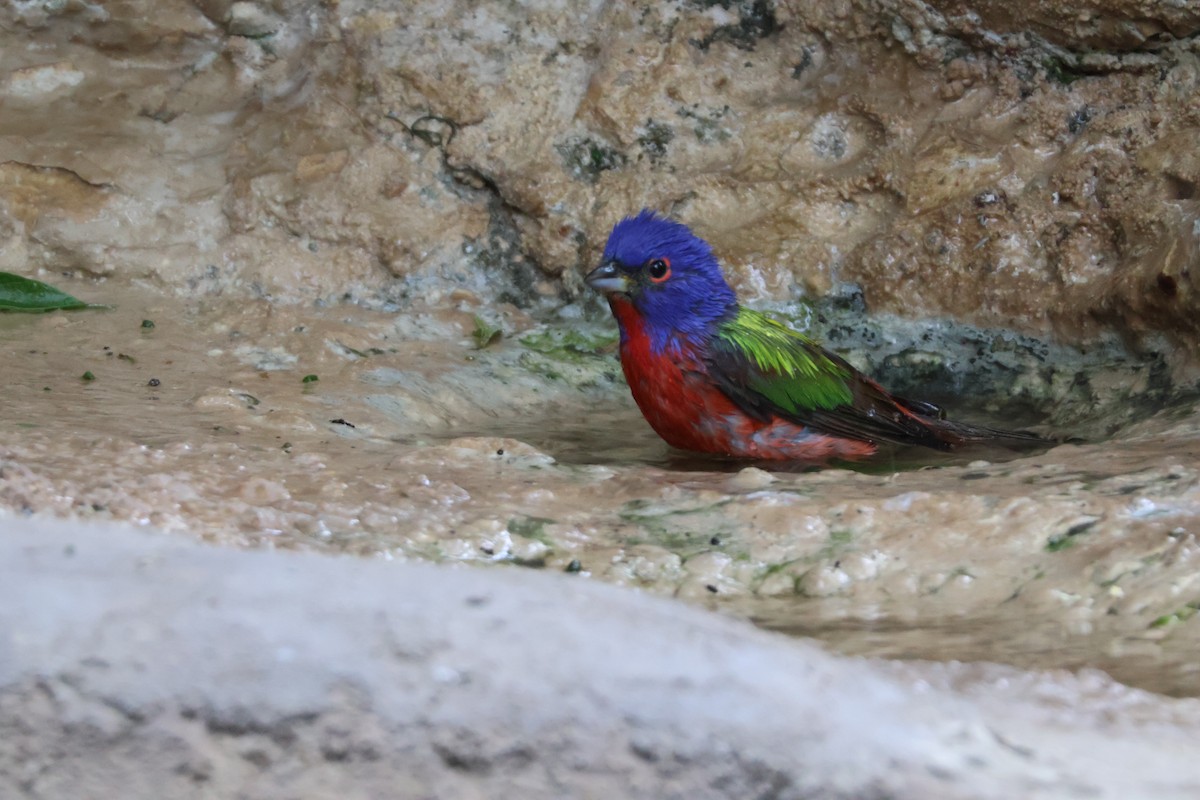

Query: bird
<box><xmin>584</xmin><ymin>209</ymin><xmax>1047</xmax><ymax>463</ymax></box>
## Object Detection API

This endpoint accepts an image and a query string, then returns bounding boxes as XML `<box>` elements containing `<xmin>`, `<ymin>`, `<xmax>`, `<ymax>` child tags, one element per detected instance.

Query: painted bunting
<box><xmin>585</xmin><ymin>209</ymin><xmax>1044</xmax><ymax>462</ymax></box>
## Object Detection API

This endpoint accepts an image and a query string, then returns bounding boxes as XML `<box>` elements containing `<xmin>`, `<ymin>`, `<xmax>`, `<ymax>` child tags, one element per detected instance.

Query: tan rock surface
<box><xmin>3</xmin><ymin>0</ymin><xmax>1197</xmax><ymax>339</ymax></box>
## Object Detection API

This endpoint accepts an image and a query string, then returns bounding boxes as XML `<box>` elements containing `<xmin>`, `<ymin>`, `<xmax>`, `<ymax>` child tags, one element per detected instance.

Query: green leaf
<box><xmin>302</xmin><ymin>374</ymin><xmax>319</xmax><ymax>384</ymax></box>
<box><xmin>0</xmin><ymin>272</ymin><xmax>91</xmax><ymax>312</ymax></box>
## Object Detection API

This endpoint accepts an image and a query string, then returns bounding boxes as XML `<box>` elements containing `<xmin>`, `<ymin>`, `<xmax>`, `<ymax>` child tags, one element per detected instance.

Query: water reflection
<box><xmin>411</xmin><ymin>404</ymin><xmax>1060</xmax><ymax>473</ymax></box>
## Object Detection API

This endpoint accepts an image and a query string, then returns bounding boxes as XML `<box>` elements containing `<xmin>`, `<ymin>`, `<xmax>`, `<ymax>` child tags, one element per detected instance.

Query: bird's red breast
<box><xmin>609</xmin><ymin>297</ymin><xmax>877</xmax><ymax>461</ymax></box>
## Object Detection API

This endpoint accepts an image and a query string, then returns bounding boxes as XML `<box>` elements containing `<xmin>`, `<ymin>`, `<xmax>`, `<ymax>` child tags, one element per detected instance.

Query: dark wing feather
<box><xmin>706</xmin><ymin>308</ymin><xmax>953</xmax><ymax>449</ymax></box>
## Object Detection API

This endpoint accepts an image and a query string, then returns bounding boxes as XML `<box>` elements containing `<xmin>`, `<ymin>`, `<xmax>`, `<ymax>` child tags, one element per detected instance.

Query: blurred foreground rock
<box><xmin>3</xmin><ymin>516</ymin><xmax>1200</xmax><ymax>799</ymax></box>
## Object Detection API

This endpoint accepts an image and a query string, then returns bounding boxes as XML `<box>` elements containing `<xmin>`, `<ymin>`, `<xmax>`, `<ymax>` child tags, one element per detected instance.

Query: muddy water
<box><xmin>3</xmin><ymin>282</ymin><xmax>1200</xmax><ymax>697</ymax></box>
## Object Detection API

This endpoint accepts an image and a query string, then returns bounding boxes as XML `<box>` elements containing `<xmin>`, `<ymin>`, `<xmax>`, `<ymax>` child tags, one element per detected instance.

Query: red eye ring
<box><xmin>648</xmin><ymin>257</ymin><xmax>671</xmax><ymax>283</ymax></box>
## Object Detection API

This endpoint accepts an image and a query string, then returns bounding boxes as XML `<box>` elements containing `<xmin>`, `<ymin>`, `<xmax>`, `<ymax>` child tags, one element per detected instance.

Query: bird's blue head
<box><xmin>585</xmin><ymin>210</ymin><xmax>737</xmax><ymax>347</ymax></box>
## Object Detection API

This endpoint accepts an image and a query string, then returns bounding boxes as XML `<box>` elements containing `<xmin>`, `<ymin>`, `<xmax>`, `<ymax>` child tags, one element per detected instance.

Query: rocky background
<box><xmin>2</xmin><ymin>0</ymin><xmax>1198</xmax><ymax>345</ymax></box>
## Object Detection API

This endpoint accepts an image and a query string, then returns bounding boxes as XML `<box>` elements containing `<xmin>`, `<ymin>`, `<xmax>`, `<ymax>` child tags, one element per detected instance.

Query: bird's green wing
<box><xmin>710</xmin><ymin>308</ymin><xmax>854</xmax><ymax>413</ymax></box>
<box><xmin>707</xmin><ymin>307</ymin><xmax>948</xmax><ymax>448</ymax></box>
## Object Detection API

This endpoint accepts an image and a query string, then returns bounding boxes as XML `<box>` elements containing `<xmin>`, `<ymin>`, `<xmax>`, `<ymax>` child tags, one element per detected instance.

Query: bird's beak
<box><xmin>585</xmin><ymin>260</ymin><xmax>628</xmax><ymax>295</ymax></box>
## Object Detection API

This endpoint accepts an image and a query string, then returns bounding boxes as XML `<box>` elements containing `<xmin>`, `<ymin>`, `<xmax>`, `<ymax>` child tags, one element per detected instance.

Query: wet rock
<box><xmin>225</xmin><ymin>1</ymin><xmax>281</xmax><ymax>38</ymax></box>
<box><xmin>679</xmin><ymin>550</ymin><xmax>748</xmax><ymax>599</ymax></box>
<box><xmin>444</xmin><ymin>437</ymin><xmax>557</xmax><ymax>466</ymax></box>
<box><xmin>756</xmin><ymin>565</ymin><xmax>805</xmax><ymax>597</ymax></box>
<box><xmin>798</xmin><ymin>563</ymin><xmax>853</xmax><ymax>597</ymax></box>
<box><xmin>508</xmin><ymin>535</ymin><xmax>550</xmax><ymax>565</ymax></box>
<box><xmin>239</xmin><ymin>476</ymin><xmax>290</xmax><ymax>504</ymax></box>
<box><xmin>604</xmin><ymin>545</ymin><xmax>684</xmax><ymax>587</ymax></box>
<box><xmin>2</xmin><ymin>61</ymin><xmax>86</xmax><ymax>98</ymax></box>
<box><xmin>918</xmin><ymin>0</ymin><xmax>1200</xmax><ymax>51</ymax></box>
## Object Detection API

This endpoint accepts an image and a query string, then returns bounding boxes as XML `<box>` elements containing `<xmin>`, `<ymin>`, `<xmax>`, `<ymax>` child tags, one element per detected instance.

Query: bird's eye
<box><xmin>647</xmin><ymin>258</ymin><xmax>671</xmax><ymax>283</ymax></box>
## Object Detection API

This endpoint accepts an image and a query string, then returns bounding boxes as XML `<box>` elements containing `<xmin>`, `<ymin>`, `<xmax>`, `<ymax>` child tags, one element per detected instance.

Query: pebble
<box><xmin>727</xmin><ymin>467</ymin><xmax>777</xmax><ymax>492</ymax></box>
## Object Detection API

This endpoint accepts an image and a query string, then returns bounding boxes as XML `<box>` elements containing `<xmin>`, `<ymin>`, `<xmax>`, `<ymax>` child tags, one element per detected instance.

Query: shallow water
<box><xmin>421</xmin><ymin>406</ymin><xmax>1058</xmax><ymax>473</ymax></box>
<box><xmin>756</xmin><ymin>609</ymin><xmax>1200</xmax><ymax>699</ymax></box>
<box><xmin>402</xmin><ymin>409</ymin><xmax>674</xmax><ymax>467</ymax></box>
<box><xmin>3</xmin><ymin>283</ymin><xmax>1200</xmax><ymax>698</ymax></box>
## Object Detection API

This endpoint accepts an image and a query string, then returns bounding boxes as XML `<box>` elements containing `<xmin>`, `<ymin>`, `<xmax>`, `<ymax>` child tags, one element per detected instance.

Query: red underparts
<box><xmin>609</xmin><ymin>297</ymin><xmax>876</xmax><ymax>462</ymax></box>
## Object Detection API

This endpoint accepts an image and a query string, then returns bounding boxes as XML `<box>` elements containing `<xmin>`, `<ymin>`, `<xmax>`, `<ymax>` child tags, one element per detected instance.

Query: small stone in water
<box><xmin>727</xmin><ymin>467</ymin><xmax>776</xmax><ymax>491</ymax></box>
<box><xmin>565</xmin><ymin>559</ymin><xmax>582</xmax><ymax>573</ymax></box>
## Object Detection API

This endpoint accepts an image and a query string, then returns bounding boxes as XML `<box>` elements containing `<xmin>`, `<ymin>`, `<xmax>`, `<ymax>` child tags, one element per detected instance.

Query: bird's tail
<box><xmin>929</xmin><ymin>418</ymin><xmax>1052</xmax><ymax>449</ymax></box>
<box><xmin>896</xmin><ymin>397</ymin><xmax>1052</xmax><ymax>450</ymax></box>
